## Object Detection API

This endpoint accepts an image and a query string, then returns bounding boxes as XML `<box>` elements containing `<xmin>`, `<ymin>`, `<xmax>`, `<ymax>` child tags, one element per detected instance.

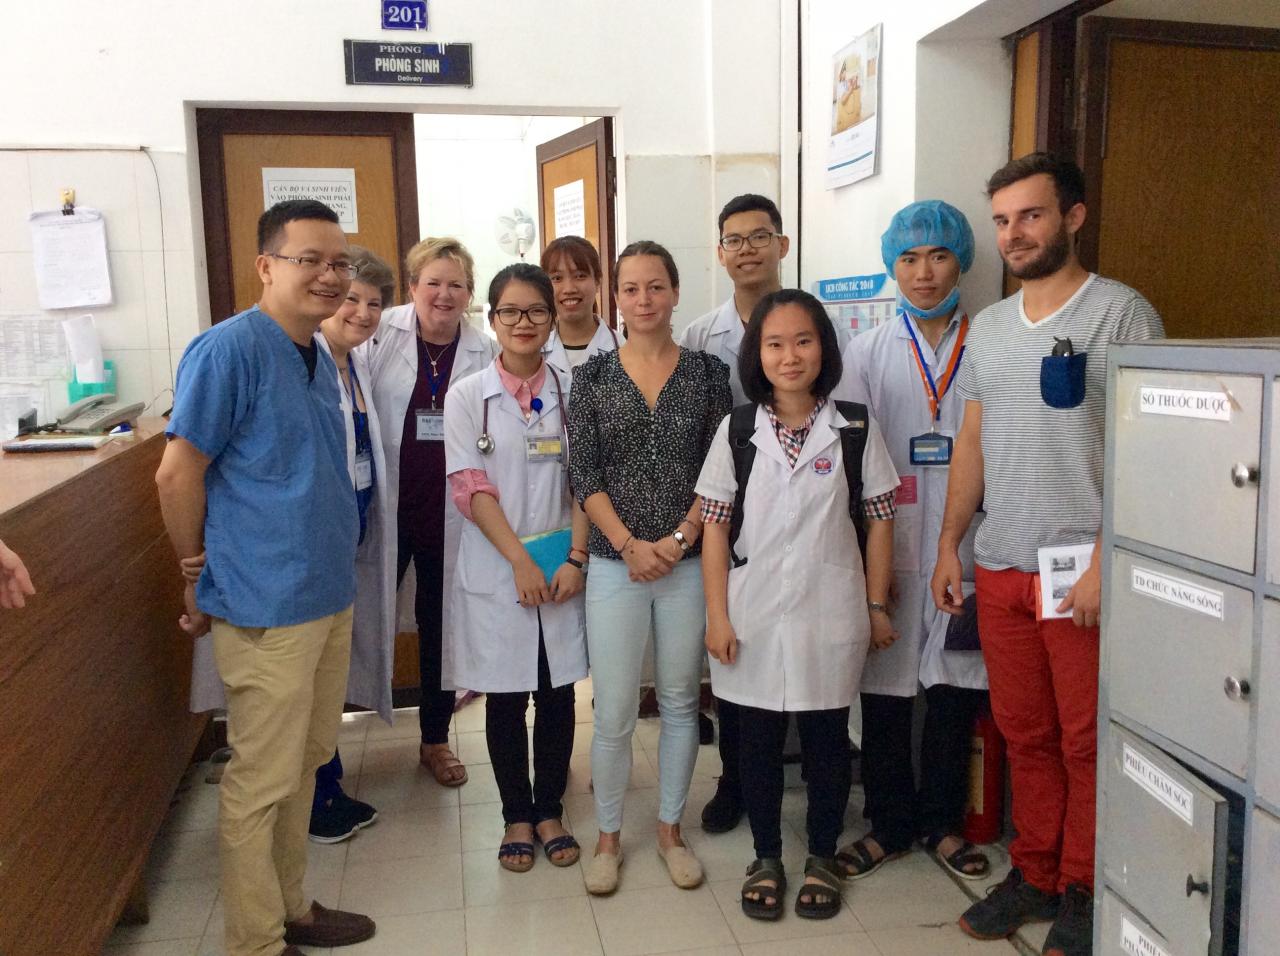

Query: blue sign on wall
<box><xmin>344</xmin><ymin>40</ymin><xmax>472</xmax><ymax>87</ymax></box>
<box><xmin>813</xmin><ymin>273</ymin><xmax>889</xmax><ymax>302</ymax></box>
<box><xmin>382</xmin><ymin>0</ymin><xmax>427</xmax><ymax>31</ymax></box>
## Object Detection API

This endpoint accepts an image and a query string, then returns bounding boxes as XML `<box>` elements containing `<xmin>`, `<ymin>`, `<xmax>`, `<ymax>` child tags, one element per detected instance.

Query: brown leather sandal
<box><xmin>420</xmin><ymin>743</ymin><xmax>468</xmax><ymax>787</ymax></box>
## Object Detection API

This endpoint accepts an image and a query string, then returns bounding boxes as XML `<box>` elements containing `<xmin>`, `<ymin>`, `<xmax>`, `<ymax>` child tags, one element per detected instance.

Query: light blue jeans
<box><xmin>586</xmin><ymin>557</ymin><xmax>706</xmax><ymax>832</ymax></box>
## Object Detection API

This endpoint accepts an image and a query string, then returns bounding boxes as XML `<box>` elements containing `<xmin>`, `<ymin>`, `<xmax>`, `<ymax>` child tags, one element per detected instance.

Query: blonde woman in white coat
<box><xmin>365</xmin><ymin>237</ymin><xmax>497</xmax><ymax>786</ymax></box>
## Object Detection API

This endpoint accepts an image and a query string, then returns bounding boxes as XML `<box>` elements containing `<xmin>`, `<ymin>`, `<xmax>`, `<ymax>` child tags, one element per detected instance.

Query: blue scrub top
<box><xmin>168</xmin><ymin>306</ymin><xmax>358</xmax><ymax>628</ymax></box>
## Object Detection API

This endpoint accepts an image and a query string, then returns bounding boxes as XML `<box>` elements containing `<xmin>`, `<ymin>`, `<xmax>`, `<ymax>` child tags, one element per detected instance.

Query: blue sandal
<box><xmin>539</xmin><ymin>833</ymin><xmax>581</xmax><ymax>867</ymax></box>
<box><xmin>498</xmin><ymin>841</ymin><xmax>536</xmax><ymax>873</ymax></box>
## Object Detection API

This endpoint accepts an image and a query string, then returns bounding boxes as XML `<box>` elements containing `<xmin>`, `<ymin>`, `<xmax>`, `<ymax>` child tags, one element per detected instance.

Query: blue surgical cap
<box><xmin>880</xmin><ymin>200</ymin><xmax>975</xmax><ymax>275</ymax></box>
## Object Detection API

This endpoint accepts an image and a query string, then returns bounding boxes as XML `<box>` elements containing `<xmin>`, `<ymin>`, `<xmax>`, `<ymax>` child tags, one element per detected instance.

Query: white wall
<box><xmin>0</xmin><ymin>148</ymin><xmax>202</xmax><ymax>428</ymax></box>
<box><xmin>413</xmin><ymin>114</ymin><xmax>585</xmax><ymax>307</ymax></box>
<box><xmin>799</xmin><ymin>0</ymin><xmax>1279</xmax><ymax>329</ymax></box>
<box><xmin>798</xmin><ymin>0</ymin><xmax>1043</xmax><ymax>321</ymax></box>
<box><xmin>0</xmin><ymin>0</ymin><xmax>785</xmax><ymax>400</ymax></box>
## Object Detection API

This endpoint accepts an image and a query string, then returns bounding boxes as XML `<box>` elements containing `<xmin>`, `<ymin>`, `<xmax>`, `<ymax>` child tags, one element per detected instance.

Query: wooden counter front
<box><xmin>0</xmin><ymin>420</ymin><xmax>207</xmax><ymax>956</ymax></box>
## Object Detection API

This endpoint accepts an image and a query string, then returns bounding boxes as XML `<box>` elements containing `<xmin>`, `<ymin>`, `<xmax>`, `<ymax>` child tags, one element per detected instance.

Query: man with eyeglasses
<box><xmin>157</xmin><ymin>199</ymin><xmax>376</xmax><ymax>956</ymax></box>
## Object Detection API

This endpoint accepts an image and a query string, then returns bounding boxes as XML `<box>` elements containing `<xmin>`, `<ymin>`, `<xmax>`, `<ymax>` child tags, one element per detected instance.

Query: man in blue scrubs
<box><xmin>156</xmin><ymin>200</ymin><xmax>374</xmax><ymax>956</ymax></box>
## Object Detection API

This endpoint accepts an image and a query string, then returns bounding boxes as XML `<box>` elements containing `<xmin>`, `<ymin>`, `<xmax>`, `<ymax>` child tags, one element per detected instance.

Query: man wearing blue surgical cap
<box><xmin>832</xmin><ymin>199</ymin><xmax>992</xmax><ymax>887</ymax></box>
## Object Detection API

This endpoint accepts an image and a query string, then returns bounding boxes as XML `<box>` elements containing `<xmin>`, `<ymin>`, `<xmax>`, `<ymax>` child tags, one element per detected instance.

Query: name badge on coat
<box><xmin>355</xmin><ymin>451</ymin><xmax>374</xmax><ymax>490</ymax></box>
<box><xmin>525</xmin><ymin>435</ymin><xmax>564</xmax><ymax>463</ymax></box>
<box><xmin>909</xmin><ymin>433</ymin><xmax>952</xmax><ymax>466</ymax></box>
<box><xmin>415</xmin><ymin>409</ymin><xmax>445</xmax><ymax>441</ymax></box>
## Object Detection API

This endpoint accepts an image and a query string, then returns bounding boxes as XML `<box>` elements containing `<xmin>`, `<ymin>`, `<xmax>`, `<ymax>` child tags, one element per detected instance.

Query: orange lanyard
<box><xmin>904</xmin><ymin>312</ymin><xmax>969</xmax><ymax>422</ymax></box>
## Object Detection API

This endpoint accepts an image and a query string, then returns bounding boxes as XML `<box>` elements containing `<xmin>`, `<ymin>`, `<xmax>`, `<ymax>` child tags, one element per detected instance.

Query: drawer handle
<box><xmin>1224</xmin><ymin>676</ymin><xmax>1251</xmax><ymax>701</ymax></box>
<box><xmin>1186</xmin><ymin>875</ymin><xmax>1210</xmax><ymax>897</ymax></box>
<box><xmin>1230</xmin><ymin>463</ymin><xmax>1259</xmax><ymax>488</ymax></box>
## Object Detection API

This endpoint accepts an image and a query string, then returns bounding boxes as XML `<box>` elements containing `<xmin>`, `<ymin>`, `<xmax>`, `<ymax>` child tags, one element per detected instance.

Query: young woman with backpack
<box><xmin>695</xmin><ymin>289</ymin><xmax>900</xmax><ymax>921</ymax></box>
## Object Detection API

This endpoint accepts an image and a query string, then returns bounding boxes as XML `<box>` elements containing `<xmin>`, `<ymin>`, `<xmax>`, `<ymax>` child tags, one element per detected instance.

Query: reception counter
<box><xmin>0</xmin><ymin>420</ymin><xmax>207</xmax><ymax>955</ymax></box>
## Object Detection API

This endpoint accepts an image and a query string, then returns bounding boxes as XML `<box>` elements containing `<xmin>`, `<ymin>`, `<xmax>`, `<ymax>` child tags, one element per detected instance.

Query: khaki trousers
<box><xmin>212</xmin><ymin>606</ymin><xmax>354</xmax><ymax>956</ymax></box>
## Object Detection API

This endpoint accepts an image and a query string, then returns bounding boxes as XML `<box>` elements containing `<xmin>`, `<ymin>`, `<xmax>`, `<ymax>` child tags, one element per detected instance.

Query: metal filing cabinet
<box><xmin>1099</xmin><ymin>342</ymin><xmax>1279</xmax><ymax>956</ymax></box>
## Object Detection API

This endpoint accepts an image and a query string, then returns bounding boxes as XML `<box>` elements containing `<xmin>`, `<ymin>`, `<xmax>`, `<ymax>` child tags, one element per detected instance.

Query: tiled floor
<box><xmin>105</xmin><ymin>682</ymin><xmax>1019</xmax><ymax>955</ymax></box>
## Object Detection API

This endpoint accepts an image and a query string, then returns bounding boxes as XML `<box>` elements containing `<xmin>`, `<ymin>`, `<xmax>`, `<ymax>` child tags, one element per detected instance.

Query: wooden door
<box><xmin>197</xmin><ymin>109</ymin><xmax>419</xmax><ymax>323</ymax></box>
<box><xmin>536</xmin><ymin>118</ymin><xmax>617</xmax><ymax>324</ymax></box>
<box><xmin>1079</xmin><ymin>19</ymin><xmax>1280</xmax><ymax>339</ymax></box>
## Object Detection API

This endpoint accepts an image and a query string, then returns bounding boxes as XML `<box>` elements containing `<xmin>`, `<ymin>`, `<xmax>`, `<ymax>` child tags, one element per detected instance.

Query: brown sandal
<box><xmin>420</xmin><ymin>743</ymin><xmax>468</xmax><ymax>787</ymax></box>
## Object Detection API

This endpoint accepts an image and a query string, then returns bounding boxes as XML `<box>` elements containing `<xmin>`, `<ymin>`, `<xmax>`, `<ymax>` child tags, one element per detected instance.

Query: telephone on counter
<box><xmin>55</xmin><ymin>393</ymin><xmax>145</xmax><ymax>434</ymax></box>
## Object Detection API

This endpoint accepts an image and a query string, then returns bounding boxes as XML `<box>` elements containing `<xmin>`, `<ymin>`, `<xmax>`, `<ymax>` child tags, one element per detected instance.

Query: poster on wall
<box><xmin>28</xmin><ymin>209</ymin><xmax>114</xmax><ymax>309</ymax></box>
<box><xmin>812</xmin><ymin>272</ymin><xmax>895</xmax><ymax>336</ymax></box>
<box><xmin>262</xmin><ymin>168</ymin><xmax>359</xmax><ymax>233</ymax></box>
<box><xmin>826</xmin><ymin>23</ymin><xmax>882</xmax><ymax>190</ymax></box>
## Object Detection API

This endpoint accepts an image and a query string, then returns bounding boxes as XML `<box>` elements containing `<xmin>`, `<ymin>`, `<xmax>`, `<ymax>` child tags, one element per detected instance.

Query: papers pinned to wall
<box><xmin>262</xmin><ymin>168</ymin><xmax>359</xmax><ymax>233</ymax></box>
<box><xmin>28</xmin><ymin>208</ymin><xmax>114</xmax><ymax>309</ymax></box>
<box><xmin>553</xmin><ymin>179</ymin><xmax>586</xmax><ymax>238</ymax></box>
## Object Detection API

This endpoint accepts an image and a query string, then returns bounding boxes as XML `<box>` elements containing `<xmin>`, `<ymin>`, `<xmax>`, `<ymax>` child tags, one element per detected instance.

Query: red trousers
<box><xmin>975</xmin><ymin>565</ymin><xmax>1099</xmax><ymax>893</ymax></box>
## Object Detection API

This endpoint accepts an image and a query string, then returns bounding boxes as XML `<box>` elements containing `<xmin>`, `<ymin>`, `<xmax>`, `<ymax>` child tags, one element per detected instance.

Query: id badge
<box><xmin>355</xmin><ymin>452</ymin><xmax>373</xmax><ymax>490</ymax></box>
<box><xmin>415</xmin><ymin>409</ymin><xmax>445</xmax><ymax>442</ymax></box>
<box><xmin>910</xmin><ymin>433</ymin><xmax>953</xmax><ymax>466</ymax></box>
<box><xmin>525</xmin><ymin>435</ymin><xmax>564</xmax><ymax>463</ymax></box>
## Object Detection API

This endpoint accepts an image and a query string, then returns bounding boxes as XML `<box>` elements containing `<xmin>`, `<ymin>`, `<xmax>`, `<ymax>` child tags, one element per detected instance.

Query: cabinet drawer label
<box><xmin>1123</xmin><ymin>743</ymin><xmax>1194</xmax><ymax>825</ymax></box>
<box><xmin>1138</xmin><ymin>385</ymin><xmax>1231</xmax><ymax>421</ymax></box>
<box><xmin>1131</xmin><ymin>566</ymin><xmax>1224</xmax><ymax>620</ymax></box>
<box><xmin>1121</xmin><ymin>915</ymin><xmax>1170</xmax><ymax>956</ymax></box>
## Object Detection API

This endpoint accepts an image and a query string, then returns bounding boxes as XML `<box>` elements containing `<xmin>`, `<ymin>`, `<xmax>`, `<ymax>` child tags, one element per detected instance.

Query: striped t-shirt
<box><xmin>956</xmin><ymin>274</ymin><xmax>1164</xmax><ymax>572</ymax></box>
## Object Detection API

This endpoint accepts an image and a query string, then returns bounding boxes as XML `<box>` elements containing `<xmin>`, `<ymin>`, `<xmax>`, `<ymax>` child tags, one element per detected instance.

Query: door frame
<box><xmin>1076</xmin><ymin>17</ymin><xmax>1280</xmax><ymax>271</ymax></box>
<box><xmin>196</xmin><ymin>108</ymin><xmax>420</xmax><ymax>323</ymax></box>
<box><xmin>535</xmin><ymin>118</ymin><xmax>618</xmax><ymax>325</ymax></box>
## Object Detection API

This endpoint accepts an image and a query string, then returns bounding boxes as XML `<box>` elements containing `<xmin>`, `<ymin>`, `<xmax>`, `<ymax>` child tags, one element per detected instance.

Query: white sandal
<box><xmin>657</xmin><ymin>843</ymin><xmax>704</xmax><ymax>889</ymax></box>
<box><xmin>585</xmin><ymin>849</ymin><xmax>624</xmax><ymax>895</ymax></box>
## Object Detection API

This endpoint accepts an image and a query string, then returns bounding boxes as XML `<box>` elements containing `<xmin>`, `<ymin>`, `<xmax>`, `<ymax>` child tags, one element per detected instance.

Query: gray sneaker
<box><xmin>959</xmin><ymin>868</ymin><xmax>1060</xmax><ymax>940</ymax></box>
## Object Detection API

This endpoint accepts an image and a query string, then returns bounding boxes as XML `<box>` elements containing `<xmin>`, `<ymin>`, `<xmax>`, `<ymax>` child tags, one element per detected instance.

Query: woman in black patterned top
<box><xmin>568</xmin><ymin>240</ymin><xmax>733</xmax><ymax>896</ymax></box>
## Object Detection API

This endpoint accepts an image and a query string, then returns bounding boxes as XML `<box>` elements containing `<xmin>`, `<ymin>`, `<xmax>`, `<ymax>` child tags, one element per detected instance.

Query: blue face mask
<box><xmin>899</xmin><ymin>285</ymin><xmax>960</xmax><ymax>320</ymax></box>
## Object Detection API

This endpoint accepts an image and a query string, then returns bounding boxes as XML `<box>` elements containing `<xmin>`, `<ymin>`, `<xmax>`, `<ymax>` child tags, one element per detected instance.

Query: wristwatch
<box><xmin>868</xmin><ymin>601</ymin><xmax>890</xmax><ymax>615</ymax></box>
<box><xmin>673</xmin><ymin>529</ymin><xmax>692</xmax><ymax>553</ymax></box>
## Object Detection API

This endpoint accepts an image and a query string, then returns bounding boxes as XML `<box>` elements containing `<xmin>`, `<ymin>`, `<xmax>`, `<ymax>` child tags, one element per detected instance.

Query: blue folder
<box><xmin>520</xmin><ymin>527</ymin><xmax>573</xmax><ymax>583</ymax></box>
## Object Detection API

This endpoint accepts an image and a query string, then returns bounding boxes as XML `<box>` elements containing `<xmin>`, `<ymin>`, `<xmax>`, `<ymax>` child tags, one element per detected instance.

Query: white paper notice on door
<box><xmin>1138</xmin><ymin>385</ymin><xmax>1232</xmax><ymax>422</ymax></box>
<box><xmin>28</xmin><ymin>208</ymin><xmax>114</xmax><ymax>309</ymax></box>
<box><xmin>262</xmin><ymin>168</ymin><xmax>359</xmax><ymax>233</ymax></box>
<box><xmin>1131</xmin><ymin>565</ymin><xmax>1224</xmax><ymax>620</ymax></box>
<box><xmin>553</xmin><ymin>179</ymin><xmax>586</xmax><ymax>238</ymax></box>
<box><xmin>1122</xmin><ymin>742</ymin><xmax>1194</xmax><ymax>825</ymax></box>
<box><xmin>1120</xmin><ymin>915</ymin><xmax>1170</xmax><ymax>956</ymax></box>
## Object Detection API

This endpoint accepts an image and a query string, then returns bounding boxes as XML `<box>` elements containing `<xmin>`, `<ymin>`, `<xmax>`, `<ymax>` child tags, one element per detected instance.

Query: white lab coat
<box><xmin>442</xmin><ymin>361</ymin><xmax>587</xmax><ymax>693</ymax></box>
<box><xmin>681</xmin><ymin>296</ymin><xmax>851</xmax><ymax>405</ymax></box>
<box><xmin>188</xmin><ymin>337</ymin><xmax>397</xmax><ymax>720</ymax></box>
<box><xmin>834</xmin><ymin>310</ymin><xmax>988</xmax><ymax>695</ymax></box>
<box><xmin>365</xmin><ymin>304</ymin><xmax>498</xmax><ymax>686</ymax></box>
<box><xmin>543</xmin><ymin>319</ymin><xmax>618</xmax><ymax>379</ymax></box>
<box><xmin>695</xmin><ymin>402</ymin><xmax>900</xmax><ymax>711</ymax></box>
<box><xmin>679</xmin><ymin>297</ymin><xmax>748</xmax><ymax>403</ymax></box>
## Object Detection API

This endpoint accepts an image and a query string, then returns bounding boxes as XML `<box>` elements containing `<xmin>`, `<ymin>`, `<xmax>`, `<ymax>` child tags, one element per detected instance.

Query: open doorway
<box><xmin>196</xmin><ymin>108</ymin><xmax>618</xmax><ymax>336</ymax></box>
<box><xmin>194</xmin><ymin>106</ymin><xmax>620</xmax><ymax>699</ymax></box>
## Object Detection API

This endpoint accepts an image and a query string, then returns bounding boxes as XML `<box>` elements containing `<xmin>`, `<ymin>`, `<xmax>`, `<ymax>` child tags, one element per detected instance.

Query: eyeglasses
<box><xmin>493</xmin><ymin>305</ymin><xmax>553</xmax><ymax>326</ymax></box>
<box><xmin>719</xmin><ymin>230</ymin><xmax>777</xmax><ymax>252</ymax></box>
<box><xmin>267</xmin><ymin>254</ymin><xmax>358</xmax><ymax>280</ymax></box>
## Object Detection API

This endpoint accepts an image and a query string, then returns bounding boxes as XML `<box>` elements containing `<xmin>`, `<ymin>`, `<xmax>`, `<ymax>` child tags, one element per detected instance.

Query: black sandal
<box><xmin>498</xmin><ymin>841</ymin><xmax>535</xmax><ymax>873</ymax></box>
<box><xmin>835</xmin><ymin>832</ymin><xmax>909</xmax><ymax>880</ymax></box>
<box><xmin>740</xmin><ymin>858</ymin><xmax>787</xmax><ymax>921</ymax></box>
<box><xmin>794</xmin><ymin>856</ymin><xmax>843</xmax><ymax>919</ymax></box>
<box><xmin>921</xmin><ymin>830</ymin><xmax>990</xmax><ymax>881</ymax></box>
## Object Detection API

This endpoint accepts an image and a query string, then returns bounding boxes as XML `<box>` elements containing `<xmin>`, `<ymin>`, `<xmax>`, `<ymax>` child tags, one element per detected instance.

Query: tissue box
<box><xmin>67</xmin><ymin>360</ymin><xmax>117</xmax><ymax>403</ymax></box>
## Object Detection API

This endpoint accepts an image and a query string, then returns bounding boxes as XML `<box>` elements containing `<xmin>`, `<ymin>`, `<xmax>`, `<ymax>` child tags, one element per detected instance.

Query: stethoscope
<box><xmin>477</xmin><ymin>363</ymin><xmax>568</xmax><ymax>458</ymax></box>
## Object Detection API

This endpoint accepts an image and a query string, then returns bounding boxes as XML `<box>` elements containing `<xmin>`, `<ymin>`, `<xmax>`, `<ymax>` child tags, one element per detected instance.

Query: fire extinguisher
<box><xmin>963</xmin><ymin>708</ymin><xmax>1006</xmax><ymax>845</ymax></box>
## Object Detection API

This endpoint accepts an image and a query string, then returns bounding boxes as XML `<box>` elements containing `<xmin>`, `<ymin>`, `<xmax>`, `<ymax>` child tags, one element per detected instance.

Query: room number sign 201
<box><xmin>382</xmin><ymin>0</ymin><xmax>427</xmax><ymax>30</ymax></box>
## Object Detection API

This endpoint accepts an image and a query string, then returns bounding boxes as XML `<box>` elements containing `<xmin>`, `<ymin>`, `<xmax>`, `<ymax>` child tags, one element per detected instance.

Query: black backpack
<box><xmin>726</xmin><ymin>400</ymin><xmax>870</xmax><ymax>568</ymax></box>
